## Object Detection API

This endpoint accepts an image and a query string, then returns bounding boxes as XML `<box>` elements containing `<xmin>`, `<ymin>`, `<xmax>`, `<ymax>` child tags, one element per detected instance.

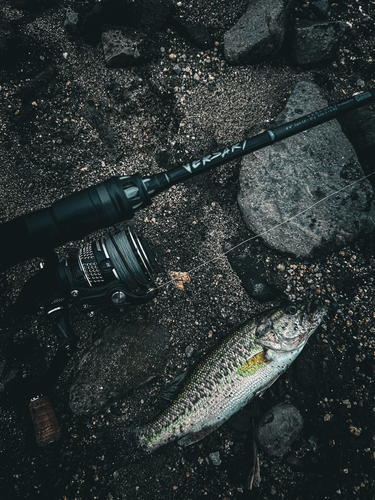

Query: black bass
<box><xmin>99</xmin><ymin>303</ymin><xmax>326</xmax><ymax>469</ymax></box>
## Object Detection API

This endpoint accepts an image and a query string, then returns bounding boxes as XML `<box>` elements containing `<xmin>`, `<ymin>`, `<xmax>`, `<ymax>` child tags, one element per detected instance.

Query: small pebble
<box><xmin>173</xmin><ymin>64</ymin><xmax>182</xmax><ymax>75</ymax></box>
<box><xmin>185</xmin><ymin>345</ymin><xmax>194</xmax><ymax>357</ymax></box>
<box><xmin>209</xmin><ymin>451</ymin><xmax>221</xmax><ymax>466</ymax></box>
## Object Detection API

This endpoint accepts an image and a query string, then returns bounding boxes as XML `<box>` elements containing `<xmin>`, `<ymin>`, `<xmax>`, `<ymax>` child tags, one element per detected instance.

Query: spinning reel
<box><xmin>17</xmin><ymin>226</ymin><xmax>157</xmax><ymax>342</ymax></box>
<box><xmin>64</xmin><ymin>227</ymin><xmax>157</xmax><ymax>312</ymax></box>
<box><xmin>15</xmin><ymin>227</ymin><xmax>157</xmax><ymax>444</ymax></box>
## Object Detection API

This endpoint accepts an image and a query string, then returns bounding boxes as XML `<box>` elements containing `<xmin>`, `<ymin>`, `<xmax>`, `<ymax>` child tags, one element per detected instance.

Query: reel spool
<box><xmin>58</xmin><ymin>227</ymin><xmax>157</xmax><ymax>316</ymax></box>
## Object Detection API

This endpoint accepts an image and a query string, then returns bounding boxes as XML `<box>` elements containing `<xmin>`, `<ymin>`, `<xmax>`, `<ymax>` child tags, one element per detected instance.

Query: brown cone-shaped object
<box><xmin>29</xmin><ymin>396</ymin><xmax>62</xmax><ymax>445</ymax></box>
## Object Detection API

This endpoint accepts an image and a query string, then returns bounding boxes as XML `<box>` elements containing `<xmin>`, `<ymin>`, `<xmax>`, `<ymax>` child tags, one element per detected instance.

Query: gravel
<box><xmin>0</xmin><ymin>1</ymin><xmax>375</xmax><ymax>499</ymax></box>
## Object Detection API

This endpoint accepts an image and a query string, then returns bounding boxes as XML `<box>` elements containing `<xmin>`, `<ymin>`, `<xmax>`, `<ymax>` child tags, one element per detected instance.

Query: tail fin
<box><xmin>96</xmin><ymin>426</ymin><xmax>142</xmax><ymax>472</ymax></box>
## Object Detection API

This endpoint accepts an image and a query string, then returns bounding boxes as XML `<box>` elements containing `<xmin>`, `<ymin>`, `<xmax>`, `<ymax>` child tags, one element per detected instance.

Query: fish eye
<box><xmin>285</xmin><ymin>304</ymin><xmax>298</xmax><ymax>315</ymax></box>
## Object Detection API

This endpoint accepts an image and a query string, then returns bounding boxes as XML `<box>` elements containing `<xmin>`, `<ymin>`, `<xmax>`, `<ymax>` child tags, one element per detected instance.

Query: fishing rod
<box><xmin>1</xmin><ymin>87</ymin><xmax>374</xmax><ymax>446</ymax></box>
<box><xmin>1</xmin><ymin>88</ymin><xmax>375</xmax><ymax>272</ymax></box>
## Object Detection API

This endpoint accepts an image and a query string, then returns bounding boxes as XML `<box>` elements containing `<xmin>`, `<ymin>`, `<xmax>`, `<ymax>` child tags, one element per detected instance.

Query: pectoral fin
<box><xmin>255</xmin><ymin>372</ymin><xmax>282</xmax><ymax>398</ymax></box>
<box><xmin>178</xmin><ymin>423</ymin><xmax>222</xmax><ymax>447</ymax></box>
<box><xmin>237</xmin><ymin>350</ymin><xmax>269</xmax><ymax>377</ymax></box>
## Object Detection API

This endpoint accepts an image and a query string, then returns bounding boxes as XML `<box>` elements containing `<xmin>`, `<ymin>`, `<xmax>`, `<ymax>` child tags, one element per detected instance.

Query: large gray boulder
<box><xmin>69</xmin><ymin>321</ymin><xmax>170</xmax><ymax>415</ymax></box>
<box><xmin>224</xmin><ymin>0</ymin><xmax>293</xmax><ymax>65</ymax></box>
<box><xmin>237</xmin><ymin>81</ymin><xmax>375</xmax><ymax>257</ymax></box>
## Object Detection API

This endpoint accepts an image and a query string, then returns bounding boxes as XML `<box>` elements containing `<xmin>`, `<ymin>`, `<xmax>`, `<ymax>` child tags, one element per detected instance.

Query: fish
<box><xmin>98</xmin><ymin>302</ymin><xmax>327</xmax><ymax>470</ymax></box>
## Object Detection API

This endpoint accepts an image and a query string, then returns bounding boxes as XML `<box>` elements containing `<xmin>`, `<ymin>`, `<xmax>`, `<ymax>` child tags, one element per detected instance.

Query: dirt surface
<box><xmin>1</xmin><ymin>1</ymin><xmax>375</xmax><ymax>499</ymax></box>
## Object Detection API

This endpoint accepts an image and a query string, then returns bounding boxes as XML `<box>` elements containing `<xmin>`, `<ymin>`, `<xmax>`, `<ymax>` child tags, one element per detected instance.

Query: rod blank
<box><xmin>1</xmin><ymin>88</ymin><xmax>374</xmax><ymax>271</ymax></box>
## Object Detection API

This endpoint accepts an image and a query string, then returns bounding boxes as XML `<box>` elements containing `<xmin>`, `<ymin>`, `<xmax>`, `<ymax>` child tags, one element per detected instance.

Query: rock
<box><xmin>256</xmin><ymin>403</ymin><xmax>303</xmax><ymax>457</ymax></box>
<box><xmin>237</xmin><ymin>81</ymin><xmax>375</xmax><ymax>257</ymax></box>
<box><xmin>69</xmin><ymin>321</ymin><xmax>170</xmax><ymax>415</ymax></box>
<box><xmin>173</xmin><ymin>64</ymin><xmax>182</xmax><ymax>75</ymax></box>
<box><xmin>338</xmin><ymin>106</ymin><xmax>375</xmax><ymax>174</ymax></box>
<box><xmin>223</xmin><ymin>0</ymin><xmax>293</xmax><ymax>65</ymax></box>
<box><xmin>209</xmin><ymin>451</ymin><xmax>221</xmax><ymax>466</ymax></box>
<box><xmin>311</xmin><ymin>0</ymin><xmax>330</xmax><ymax>19</ymax></box>
<box><xmin>175</xmin><ymin>20</ymin><xmax>214</xmax><ymax>50</ymax></box>
<box><xmin>293</xmin><ymin>20</ymin><xmax>346</xmax><ymax>65</ymax></box>
<box><xmin>338</xmin><ymin>107</ymin><xmax>375</xmax><ymax>152</ymax></box>
<box><xmin>64</xmin><ymin>11</ymin><xmax>80</xmax><ymax>35</ymax></box>
<box><xmin>102</xmin><ymin>28</ymin><xmax>149</xmax><ymax>67</ymax></box>
<box><xmin>224</xmin><ymin>240</ymin><xmax>281</xmax><ymax>302</ymax></box>
<box><xmin>185</xmin><ymin>345</ymin><xmax>194</xmax><ymax>357</ymax></box>
<box><xmin>247</xmin><ymin>281</ymin><xmax>280</xmax><ymax>302</ymax></box>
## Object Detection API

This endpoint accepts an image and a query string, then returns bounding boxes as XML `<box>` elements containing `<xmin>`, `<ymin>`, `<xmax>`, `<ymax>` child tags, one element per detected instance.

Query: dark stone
<box><xmin>293</xmin><ymin>20</ymin><xmax>346</xmax><ymax>65</ymax></box>
<box><xmin>224</xmin><ymin>240</ymin><xmax>281</xmax><ymax>302</ymax></box>
<box><xmin>311</xmin><ymin>0</ymin><xmax>330</xmax><ymax>18</ymax></box>
<box><xmin>69</xmin><ymin>321</ymin><xmax>170</xmax><ymax>415</ymax></box>
<box><xmin>224</xmin><ymin>0</ymin><xmax>294</xmax><ymax>65</ymax></box>
<box><xmin>102</xmin><ymin>28</ymin><xmax>150</xmax><ymax>67</ymax></box>
<box><xmin>64</xmin><ymin>11</ymin><xmax>80</xmax><ymax>35</ymax></box>
<box><xmin>256</xmin><ymin>403</ymin><xmax>304</xmax><ymax>457</ymax></box>
<box><xmin>338</xmin><ymin>107</ymin><xmax>375</xmax><ymax>152</ymax></box>
<box><xmin>174</xmin><ymin>20</ymin><xmax>214</xmax><ymax>49</ymax></box>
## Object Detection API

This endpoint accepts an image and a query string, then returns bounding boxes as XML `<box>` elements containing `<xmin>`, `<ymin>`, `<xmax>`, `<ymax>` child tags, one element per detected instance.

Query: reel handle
<box><xmin>28</xmin><ymin>396</ymin><xmax>62</xmax><ymax>445</ymax></box>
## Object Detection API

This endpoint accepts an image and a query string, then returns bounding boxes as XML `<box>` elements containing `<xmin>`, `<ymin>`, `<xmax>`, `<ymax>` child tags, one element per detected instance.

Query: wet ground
<box><xmin>1</xmin><ymin>1</ymin><xmax>375</xmax><ymax>499</ymax></box>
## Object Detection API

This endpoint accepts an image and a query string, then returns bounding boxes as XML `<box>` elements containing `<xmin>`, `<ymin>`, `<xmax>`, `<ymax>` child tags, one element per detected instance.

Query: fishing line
<box><xmin>153</xmin><ymin>170</ymin><xmax>375</xmax><ymax>292</ymax></box>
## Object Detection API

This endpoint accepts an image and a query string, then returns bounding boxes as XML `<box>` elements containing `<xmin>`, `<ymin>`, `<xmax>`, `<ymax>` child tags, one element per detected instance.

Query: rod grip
<box><xmin>0</xmin><ymin>177</ymin><xmax>132</xmax><ymax>271</ymax></box>
<box><xmin>28</xmin><ymin>396</ymin><xmax>62</xmax><ymax>445</ymax></box>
